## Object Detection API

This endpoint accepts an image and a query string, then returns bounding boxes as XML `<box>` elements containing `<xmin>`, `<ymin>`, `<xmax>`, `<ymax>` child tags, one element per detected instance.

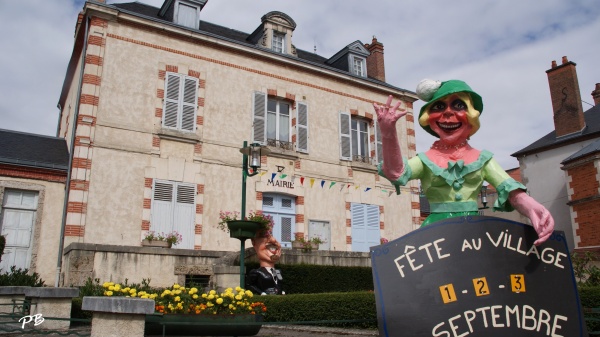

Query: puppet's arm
<box><xmin>508</xmin><ymin>190</ymin><xmax>554</xmax><ymax>246</ymax></box>
<box><xmin>374</xmin><ymin>95</ymin><xmax>407</xmax><ymax>181</ymax></box>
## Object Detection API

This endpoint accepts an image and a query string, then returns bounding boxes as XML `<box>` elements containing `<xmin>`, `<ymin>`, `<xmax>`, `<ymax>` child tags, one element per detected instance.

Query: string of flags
<box><xmin>257</xmin><ymin>171</ymin><xmax>398</xmax><ymax>197</ymax></box>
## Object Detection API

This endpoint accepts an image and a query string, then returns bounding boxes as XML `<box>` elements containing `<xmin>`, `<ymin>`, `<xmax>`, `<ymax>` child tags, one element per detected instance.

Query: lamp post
<box><xmin>237</xmin><ymin>141</ymin><xmax>270</xmax><ymax>287</ymax></box>
<box><xmin>479</xmin><ymin>184</ymin><xmax>488</xmax><ymax>210</ymax></box>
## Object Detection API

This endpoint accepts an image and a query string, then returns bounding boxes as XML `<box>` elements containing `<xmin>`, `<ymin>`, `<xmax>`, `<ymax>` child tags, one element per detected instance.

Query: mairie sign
<box><xmin>371</xmin><ymin>216</ymin><xmax>588</xmax><ymax>337</ymax></box>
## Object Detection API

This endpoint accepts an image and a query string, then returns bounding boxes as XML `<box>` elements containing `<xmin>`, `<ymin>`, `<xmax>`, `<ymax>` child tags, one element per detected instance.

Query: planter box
<box><xmin>141</xmin><ymin>240</ymin><xmax>171</xmax><ymax>248</ymax></box>
<box><xmin>145</xmin><ymin>313</ymin><xmax>262</xmax><ymax>336</ymax></box>
<box><xmin>226</xmin><ymin>221</ymin><xmax>262</xmax><ymax>240</ymax></box>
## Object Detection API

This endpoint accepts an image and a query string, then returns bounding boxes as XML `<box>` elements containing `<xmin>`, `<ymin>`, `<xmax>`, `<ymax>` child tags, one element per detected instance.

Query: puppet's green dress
<box><xmin>379</xmin><ymin>150</ymin><xmax>526</xmax><ymax>226</ymax></box>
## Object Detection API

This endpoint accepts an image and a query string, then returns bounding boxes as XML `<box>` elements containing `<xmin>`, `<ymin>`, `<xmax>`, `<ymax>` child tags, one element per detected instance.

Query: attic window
<box><xmin>350</xmin><ymin>55</ymin><xmax>366</xmax><ymax>77</ymax></box>
<box><xmin>272</xmin><ymin>32</ymin><xmax>285</xmax><ymax>53</ymax></box>
<box><xmin>175</xmin><ymin>0</ymin><xmax>200</xmax><ymax>29</ymax></box>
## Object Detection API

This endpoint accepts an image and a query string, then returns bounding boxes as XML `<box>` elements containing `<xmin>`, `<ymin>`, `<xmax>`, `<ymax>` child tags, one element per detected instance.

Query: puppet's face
<box><xmin>253</xmin><ymin>236</ymin><xmax>281</xmax><ymax>268</ymax></box>
<box><xmin>428</xmin><ymin>94</ymin><xmax>473</xmax><ymax>146</ymax></box>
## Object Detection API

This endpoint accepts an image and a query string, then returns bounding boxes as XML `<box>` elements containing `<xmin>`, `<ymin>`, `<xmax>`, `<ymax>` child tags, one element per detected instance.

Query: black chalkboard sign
<box><xmin>371</xmin><ymin>216</ymin><xmax>588</xmax><ymax>337</ymax></box>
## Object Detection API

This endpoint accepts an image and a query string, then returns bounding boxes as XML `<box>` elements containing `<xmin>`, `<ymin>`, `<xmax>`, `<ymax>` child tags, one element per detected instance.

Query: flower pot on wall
<box><xmin>141</xmin><ymin>240</ymin><xmax>172</xmax><ymax>248</ymax></box>
<box><xmin>145</xmin><ymin>313</ymin><xmax>262</xmax><ymax>336</ymax></box>
<box><xmin>226</xmin><ymin>220</ymin><xmax>262</xmax><ymax>240</ymax></box>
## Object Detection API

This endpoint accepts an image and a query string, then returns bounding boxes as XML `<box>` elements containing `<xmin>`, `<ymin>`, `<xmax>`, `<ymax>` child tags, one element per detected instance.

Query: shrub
<box><xmin>0</xmin><ymin>266</ymin><xmax>45</xmax><ymax>287</ymax></box>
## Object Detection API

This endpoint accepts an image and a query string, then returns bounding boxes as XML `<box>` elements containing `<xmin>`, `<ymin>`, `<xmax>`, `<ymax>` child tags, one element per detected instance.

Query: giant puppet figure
<box><xmin>374</xmin><ymin>79</ymin><xmax>554</xmax><ymax>245</ymax></box>
<box><xmin>246</xmin><ymin>235</ymin><xmax>285</xmax><ymax>295</ymax></box>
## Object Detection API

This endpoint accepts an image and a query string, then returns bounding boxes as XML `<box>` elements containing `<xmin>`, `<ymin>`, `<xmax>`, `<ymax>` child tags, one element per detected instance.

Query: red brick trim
<box><xmin>196</xmin><ymin>204</ymin><xmax>203</xmax><ymax>214</ymax></box>
<box><xmin>0</xmin><ymin>164</ymin><xmax>66</xmax><ymax>183</ymax></box>
<box><xmin>406</xmin><ymin>114</ymin><xmax>414</xmax><ymax>122</ymax></box>
<box><xmin>77</xmin><ymin>115</ymin><xmax>97</xmax><ymax>126</ymax></box>
<box><xmin>196</xmin><ymin>115</ymin><xmax>204</xmax><ymax>125</ymax></box>
<box><xmin>296</xmin><ymin>214</ymin><xmax>304</xmax><ymax>223</ymax></box>
<box><xmin>70</xmin><ymin>180</ymin><xmax>89</xmax><ymax>191</ymax></box>
<box><xmin>90</xmin><ymin>17</ymin><xmax>108</xmax><ymax>28</ymax></box>
<box><xmin>295</xmin><ymin>160</ymin><xmax>301</xmax><ymax>169</ymax></box>
<box><xmin>194</xmin><ymin>143</ymin><xmax>202</xmax><ymax>154</ymax></box>
<box><xmin>75</xmin><ymin>136</ymin><xmax>92</xmax><ymax>146</ymax></box>
<box><xmin>346</xmin><ymin>236</ymin><xmax>352</xmax><ymax>244</ymax></box>
<box><xmin>65</xmin><ymin>225</ymin><xmax>85</xmax><ymax>237</ymax></box>
<box><xmin>72</xmin><ymin>157</ymin><xmax>92</xmax><ymax>169</ymax></box>
<box><xmin>152</xmin><ymin>136</ymin><xmax>160</xmax><ymax>148</ymax></box>
<box><xmin>157</xmin><ymin>89</ymin><xmax>164</xmax><ymax>99</ymax></box>
<box><xmin>380</xmin><ymin>221</ymin><xmax>385</xmax><ymax>229</ymax></box>
<box><xmin>296</xmin><ymin>196</ymin><xmax>304</xmax><ymax>205</ymax></box>
<box><xmin>346</xmin><ymin>219</ymin><xmax>352</xmax><ymax>227</ymax></box>
<box><xmin>141</xmin><ymin>220</ymin><xmax>150</xmax><ymax>230</ymax></box>
<box><xmin>199</xmin><ymin>79</ymin><xmax>206</xmax><ymax>89</ymax></box>
<box><xmin>166</xmin><ymin>65</ymin><xmax>178</xmax><ymax>73</ymax></box>
<box><xmin>267</xmin><ymin>89</ymin><xmax>277</xmax><ymax>96</ymax></box>
<box><xmin>195</xmin><ymin>224</ymin><xmax>202</xmax><ymax>234</ymax></box>
<box><xmin>67</xmin><ymin>202</ymin><xmax>87</xmax><ymax>213</ymax></box>
<box><xmin>145</xmin><ymin>178</ymin><xmax>153</xmax><ymax>188</ymax></box>
<box><xmin>158</xmin><ymin>69</ymin><xmax>166</xmax><ymax>80</ymax></box>
<box><xmin>88</xmin><ymin>35</ymin><xmax>105</xmax><ymax>46</ymax></box>
<box><xmin>82</xmin><ymin>74</ymin><xmax>101</xmax><ymax>86</ymax></box>
<box><xmin>198</xmin><ymin>97</ymin><xmax>205</xmax><ymax>107</ymax></box>
<box><xmin>197</xmin><ymin>184</ymin><xmax>204</xmax><ymax>194</ymax></box>
<box><xmin>85</xmin><ymin>55</ymin><xmax>103</xmax><ymax>66</ymax></box>
<box><xmin>155</xmin><ymin>108</ymin><xmax>162</xmax><ymax>118</ymax></box>
<box><xmin>79</xmin><ymin>94</ymin><xmax>99</xmax><ymax>106</ymax></box>
<box><xmin>188</xmin><ymin>70</ymin><xmax>201</xmax><ymax>78</ymax></box>
<box><xmin>194</xmin><ymin>245</ymin><xmax>202</xmax><ymax>250</ymax></box>
<box><xmin>411</xmin><ymin>202</ymin><xmax>420</xmax><ymax>210</ymax></box>
<box><xmin>348</xmin><ymin>168</ymin><xmax>353</xmax><ymax>178</ymax></box>
<box><xmin>143</xmin><ymin>198</ymin><xmax>151</xmax><ymax>209</ymax></box>
<box><xmin>256</xmin><ymin>192</ymin><xmax>263</xmax><ymax>200</ymax></box>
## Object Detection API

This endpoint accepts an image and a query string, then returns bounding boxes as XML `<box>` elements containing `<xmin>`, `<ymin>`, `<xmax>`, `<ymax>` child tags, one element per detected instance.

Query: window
<box><xmin>262</xmin><ymin>194</ymin><xmax>295</xmax><ymax>248</ymax></box>
<box><xmin>267</xmin><ymin>99</ymin><xmax>291</xmax><ymax>149</ymax></box>
<box><xmin>272</xmin><ymin>32</ymin><xmax>285</xmax><ymax>53</ymax></box>
<box><xmin>175</xmin><ymin>1</ymin><xmax>200</xmax><ymax>29</ymax></box>
<box><xmin>339</xmin><ymin>112</ymin><xmax>375</xmax><ymax>163</ymax></box>
<box><xmin>350</xmin><ymin>203</ymin><xmax>380</xmax><ymax>252</ymax></box>
<box><xmin>350</xmin><ymin>55</ymin><xmax>366</xmax><ymax>77</ymax></box>
<box><xmin>151</xmin><ymin>180</ymin><xmax>196</xmax><ymax>249</ymax></box>
<box><xmin>0</xmin><ymin>189</ymin><xmax>37</xmax><ymax>271</ymax></box>
<box><xmin>352</xmin><ymin>118</ymin><xmax>369</xmax><ymax>163</ymax></box>
<box><xmin>252</xmin><ymin>92</ymin><xmax>309</xmax><ymax>153</ymax></box>
<box><xmin>163</xmin><ymin>72</ymin><xmax>198</xmax><ymax>132</ymax></box>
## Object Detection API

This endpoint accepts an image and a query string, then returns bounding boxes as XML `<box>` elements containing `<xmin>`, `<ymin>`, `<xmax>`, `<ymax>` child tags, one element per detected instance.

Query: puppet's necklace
<box><xmin>430</xmin><ymin>140</ymin><xmax>468</xmax><ymax>151</ymax></box>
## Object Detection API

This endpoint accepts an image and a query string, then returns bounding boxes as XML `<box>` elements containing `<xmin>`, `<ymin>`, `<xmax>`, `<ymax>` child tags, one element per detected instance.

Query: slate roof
<box><xmin>0</xmin><ymin>129</ymin><xmax>69</xmax><ymax>171</ymax></box>
<box><xmin>110</xmin><ymin>2</ymin><xmax>410</xmax><ymax>93</ymax></box>
<box><xmin>561</xmin><ymin>138</ymin><xmax>600</xmax><ymax>164</ymax></box>
<box><xmin>512</xmin><ymin>104</ymin><xmax>600</xmax><ymax>157</ymax></box>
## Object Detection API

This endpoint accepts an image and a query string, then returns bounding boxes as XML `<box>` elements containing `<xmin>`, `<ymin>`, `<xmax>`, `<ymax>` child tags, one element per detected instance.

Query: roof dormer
<box><xmin>159</xmin><ymin>0</ymin><xmax>208</xmax><ymax>30</ymax></box>
<box><xmin>247</xmin><ymin>11</ymin><xmax>297</xmax><ymax>57</ymax></box>
<box><xmin>326</xmin><ymin>41</ymin><xmax>370</xmax><ymax>78</ymax></box>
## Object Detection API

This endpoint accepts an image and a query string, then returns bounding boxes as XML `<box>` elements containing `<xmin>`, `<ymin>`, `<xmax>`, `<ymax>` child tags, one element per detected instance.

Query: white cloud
<box><xmin>1</xmin><ymin>0</ymin><xmax>598</xmax><ymax>170</ymax></box>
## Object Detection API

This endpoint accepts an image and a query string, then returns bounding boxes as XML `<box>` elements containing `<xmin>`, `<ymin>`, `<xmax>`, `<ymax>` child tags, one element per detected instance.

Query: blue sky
<box><xmin>1</xmin><ymin>0</ymin><xmax>598</xmax><ymax>170</ymax></box>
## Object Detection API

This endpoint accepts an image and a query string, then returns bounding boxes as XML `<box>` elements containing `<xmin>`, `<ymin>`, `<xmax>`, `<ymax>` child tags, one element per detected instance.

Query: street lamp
<box><xmin>479</xmin><ymin>184</ymin><xmax>488</xmax><ymax>210</ymax></box>
<box><xmin>237</xmin><ymin>141</ymin><xmax>270</xmax><ymax>287</ymax></box>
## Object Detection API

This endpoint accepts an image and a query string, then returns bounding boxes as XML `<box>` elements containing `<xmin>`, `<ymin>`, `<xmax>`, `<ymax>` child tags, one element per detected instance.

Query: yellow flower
<box><xmin>190</xmin><ymin>288</ymin><xmax>198</xmax><ymax>294</ymax></box>
<box><xmin>173</xmin><ymin>284</ymin><xmax>180</xmax><ymax>289</ymax></box>
<box><xmin>114</xmin><ymin>284</ymin><xmax>121</xmax><ymax>291</ymax></box>
<box><xmin>192</xmin><ymin>294</ymin><xmax>198</xmax><ymax>299</ymax></box>
<box><xmin>129</xmin><ymin>289</ymin><xmax>136</xmax><ymax>294</ymax></box>
<box><xmin>209</xmin><ymin>290</ymin><xmax>216</xmax><ymax>295</ymax></box>
<box><xmin>207</xmin><ymin>302</ymin><xmax>214</xmax><ymax>307</ymax></box>
<box><xmin>235</xmin><ymin>295</ymin><xmax>242</xmax><ymax>300</ymax></box>
<box><xmin>175</xmin><ymin>296</ymin><xmax>181</xmax><ymax>302</ymax></box>
<box><xmin>216</xmin><ymin>298</ymin><xmax>223</xmax><ymax>305</ymax></box>
<box><xmin>105</xmin><ymin>291</ymin><xmax>113</xmax><ymax>296</ymax></box>
<box><xmin>201</xmin><ymin>293</ymin><xmax>207</xmax><ymax>298</ymax></box>
<box><xmin>245</xmin><ymin>290</ymin><xmax>253</xmax><ymax>297</ymax></box>
<box><xmin>235</xmin><ymin>286</ymin><xmax>242</xmax><ymax>292</ymax></box>
<box><xmin>208</xmin><ymin>294</ymin><xmax>214</xmax><ymax>300</ymax></box>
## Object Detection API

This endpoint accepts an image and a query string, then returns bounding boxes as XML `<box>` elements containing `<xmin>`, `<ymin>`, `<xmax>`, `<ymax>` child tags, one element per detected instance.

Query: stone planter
<box><xmin>145</xmin><ymin>313</ymin><xmax>262</xmax><ymax>336</ymax></box>
<box><xmin>226</xmin><ymin>220</ymin><xmax>263</xmax><ymax>240</ymax></box>
<box><xmin>141</xmin><ymin>240</ymin><xmax>172</xmax><ymax>248</ymax></box>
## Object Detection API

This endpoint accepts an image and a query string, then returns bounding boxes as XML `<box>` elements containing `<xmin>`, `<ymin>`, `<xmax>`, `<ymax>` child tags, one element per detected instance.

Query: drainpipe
<box><xmin>55</xmin><ymin>14</ymin><xmax>89</xmax><ymax>287</ymax></box>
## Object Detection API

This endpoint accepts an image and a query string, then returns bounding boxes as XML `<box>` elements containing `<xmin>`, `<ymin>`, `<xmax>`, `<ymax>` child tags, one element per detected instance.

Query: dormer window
<box><xmin>350</xmin><ymin>55</ymin><xmax>366</xmax><ymax>77</ymax></box>
<box><xmin>272</xmin><ymin>32</ymin><xmax>285</xmax><ymax>53</ymax></box>
<box><xmin>175</xmin><ymin>0</ymin><xmax>200</xmax><ymax>29</ymax></box>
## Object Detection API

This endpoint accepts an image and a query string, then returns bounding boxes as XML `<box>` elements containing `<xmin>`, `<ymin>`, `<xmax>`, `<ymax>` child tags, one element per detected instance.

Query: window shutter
<box><xmin>173</xmin><ymin>183</ymin><xmax>195</xmax><ymax>249</ymax></box>
<box><xmin>366</xmin><ymin>204</ymin><xmax>380</xmax><ymax>248</ymax></box>
<box><xmin>163</xmin><ymin>73</ymin><xmax>180</xmax><ymax>129</ymax></box>
<box><xmin>375</xmin><ymin>119</ymin><xmax>383</xmax><ymax>164</ymax></box>
<box><xmin>151</xmin><ymin>181</ymin><xmax>175</xmax><ymax>235</ymax></box>
<box><xmin>351</xmin><ymin>203</ymin><xmax>380</xmax><ymax>252</ymax></box>
<box><xmin>339</xmin><ymin>111</ymin><xmax>351</xmax><ymax>160</ymax></box>
<box><xmin>252</xmin><ymin>91</ymin><xmax>267</xmax><ymax>144</ymax></box>
<box><xmin>181</xmin><ymin>77</ymin><xmax>198</xmax><ymax>131</ymax></box>
<box><xmin>296</xmin><ymin>102</ymin><xmax>309</xmax><ymax>153</ymax></box>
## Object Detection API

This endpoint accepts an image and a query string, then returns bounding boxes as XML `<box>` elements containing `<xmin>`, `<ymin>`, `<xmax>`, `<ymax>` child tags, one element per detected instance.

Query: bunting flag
<box><xmin>310</xmin><ymin>178</ymin><xmax>315</xmax><ymax>187</ymax></box>
<box><xmin>259</xmin><ymin>171</ymin><xmax>267</xmax><ymax>177</ymax></box>
<box><xmin>329</xmin><ymin>181</ymin><xmax>336</xmax><ymax>189</ymax></box>
<box><xmin>320</xmin><ymin>180</ymin><xmax>325</xmax><ymax>188</ymax></box>
<box><xmin>340</xmin><ymin>184</ymin><xmax>345</xmax><ymax>192</ymax></box>
<box><xmin>300</xmin><ymin>177</ymin><xmax>305</xmax><ymax>185</ymax></box>
<box><xmin>388</xmin><ymin>191</ymin><xmax>394</xmax><ymax>197</ymax></box>
<box><xmin>271</xmin><ymin>173</ymin><xmax>277</xmax><ymax>181</ymax></box>
<box><xmin>280</xmin><ymin>174</ymin><xmax>288</xmax><ymax>179</ymax></box>
<box><xmin>364</xmin><ymin>187</ymin><xmax>372</xmax><ymax>192</ymax></box>
<box><xmin>355</xmin><ymin>185</ymin><xmax>360</xmax><ymax>190</ymax></box>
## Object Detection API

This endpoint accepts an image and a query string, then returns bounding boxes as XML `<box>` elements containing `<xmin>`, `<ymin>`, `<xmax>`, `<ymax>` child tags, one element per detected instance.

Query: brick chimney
<box><xmin>592</xmin><ymin>83</ymin><xmax>600</xmax><ymax>106</ymax></box>
<box><xmin>365</xmin><ymin>37</ymin><xmax>385</xmax><ymax>82</ymax></box>
<box><xmin>546</xmin><ymin>56</ymin><xmax>585</xmax><ymax>138</ymax></box>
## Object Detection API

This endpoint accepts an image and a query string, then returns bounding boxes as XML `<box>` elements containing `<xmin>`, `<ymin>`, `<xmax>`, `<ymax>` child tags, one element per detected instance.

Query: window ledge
<box><xmin>157</xmin><ymin>129</ymin><xmax>200</xmax><ymax>144</ymax></box>
<box><xmin>267</xmin><ymin>146</ymin><xmax>299</xmax><ymax>160</ymax></box>
<box><xmin>350</xmin><ymin>161</ymin><xmax>377</xmax><ymax>173</ymax></box>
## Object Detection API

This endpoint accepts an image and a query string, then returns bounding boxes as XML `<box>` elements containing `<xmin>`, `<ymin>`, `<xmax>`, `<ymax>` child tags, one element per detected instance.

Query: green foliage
<box><xmin>572</xmin><ymin>251</ymin><xmax>600</xmax><ymax>286</ymax></box>
<box><xmin>0</xmin><ymin>266</ymin><xmax>45</xmax><ymax>287</ymax></box>
<box><xmin>579</xmin><ymin>286</ymin><xmax>600</xmax><ymax>333</ymax></box>
<box><xmin>260</xmin><ymin>292</ymin><xmax>377</xmax><ymax>329</ymax></box>
<box><xmin>246</xmin><ymin>263</ymin><xmax>373</xmax><ymax>294</ymax></box>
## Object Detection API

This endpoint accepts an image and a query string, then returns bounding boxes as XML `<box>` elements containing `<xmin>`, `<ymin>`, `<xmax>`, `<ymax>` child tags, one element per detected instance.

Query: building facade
<box><xmin>56</xmin><ymin>0</ymin><xmax>419</xmax><ymax>285</ymax></box>
<box><xmin>512</xmin><ymin>57</ymin><xmax>600</xmax><ymax>252</ymax></box>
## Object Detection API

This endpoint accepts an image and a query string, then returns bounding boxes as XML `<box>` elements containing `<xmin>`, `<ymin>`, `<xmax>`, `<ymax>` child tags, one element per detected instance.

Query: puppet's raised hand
<box><xmin>373</xmin><ymin>95</ymin><xmax>406</xmax><ymax>181</ymax></box>
<box><xmin>373</xmin><ymin>95</ymin><xmax>407</xmax><ymax>139</ymax></box>
<box><xmin>509</xmin><ymin>190</ymin><xmax>555</xmax><ymax>246</ymax></box>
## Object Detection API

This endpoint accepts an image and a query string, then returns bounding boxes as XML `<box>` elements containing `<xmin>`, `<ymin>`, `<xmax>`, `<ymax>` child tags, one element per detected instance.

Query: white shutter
<box><xmin>163</xmin><ymin>73</ymin><xmax>180</xmax><ymax>129</ymax></box>
<box><xmin>0</xmin><ymin>190</ymin><xmax>37</xmax><ymax>271</ymax></box>
<box><xmin>296</xmin><ymin>102</ymin><xmax>309</xmax><ymax>153</ymax></box>
<box><xmin>177</xmin><ymin>2</ymin><xmax>198</xmax><ymax>29</ymax></box>
<box><xmin>339</xmin><ymin>111</ymin><xmax>352</xmax><ymax>160</ymax></box>
<box><xmin>151</xmin><ymin>181</ymin><xmax>174</xmax><ymax>235</ymax></box>
<box><xmin>181</xmin><ymin>77</ymin><xmax>198</xmax><ymax>131</ymax></box>
<box><xmin>375</xmin><ymin>119</ymin><xmax>383</xmax><ymax>164</ymax></box>
<box><xmin>351</xmin><ymin>203</ymin><xmax>380</xmax><ymax>252</ymax></box>
<box><xmin>172</xmin><ymin>184</ymin><xmax>195</xmax><ymax>249</ymax></box>
<box><xmin>252</xmin><ymin>91</ymin><xmax>267</xmax><ymax>144</ymax></box>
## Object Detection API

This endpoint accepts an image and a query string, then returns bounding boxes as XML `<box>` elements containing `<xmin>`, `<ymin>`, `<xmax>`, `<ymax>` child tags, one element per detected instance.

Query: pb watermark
<box><xmin>19</xmin><ymin>314</ymin><xmax>44</xmax><ymax>329</ymax></box>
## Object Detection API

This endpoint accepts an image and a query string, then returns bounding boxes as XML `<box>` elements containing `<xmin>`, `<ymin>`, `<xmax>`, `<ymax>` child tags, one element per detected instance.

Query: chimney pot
<box><xmin>551</xmin><ymin>60</ymin><xmax>557</xmax><ymax>68</ymax></box>
<box><xmin>365</xmin><ymin>37</ymin><xmax>385</xmax><ymax>82</ymax></box>
<box><xmin>592</xmin><ymin>83</ymin><xmax>600</xmax><ymax>106</ymax></box>
<box><xmin>562</xmin><ymin>56</ymin><xmax>568</xmax><ymax>64</ymax></box>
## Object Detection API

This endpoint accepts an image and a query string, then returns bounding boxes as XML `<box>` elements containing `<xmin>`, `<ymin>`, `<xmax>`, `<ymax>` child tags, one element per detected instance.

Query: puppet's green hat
<box><xmin>417</xmin><ymin>79</ymin><xmax>484</xmax><ymax>137</ymax></box>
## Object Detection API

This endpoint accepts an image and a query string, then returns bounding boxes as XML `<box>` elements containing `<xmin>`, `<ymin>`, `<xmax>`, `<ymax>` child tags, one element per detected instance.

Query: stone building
<box><xmin>55</xmin><ymin>0</ymin><xmax>419</xmax><ymax>286</ymax></box>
